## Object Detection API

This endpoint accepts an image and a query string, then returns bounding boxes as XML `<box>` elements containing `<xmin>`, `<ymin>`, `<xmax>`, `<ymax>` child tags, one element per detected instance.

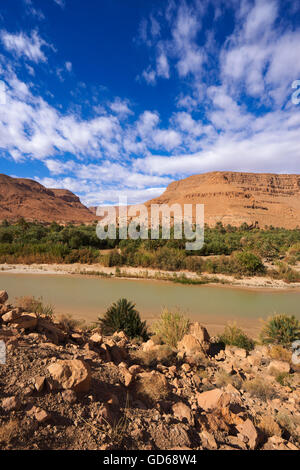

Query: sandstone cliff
<box><xmin>0</xmin><ymin>174</ymin><xmax>95</xmax><ymax>224</ymax></box>
<box><xmin>145</xmin><ymin>172</ymin><xmax>300</xmax><ymax>229</ymax></box>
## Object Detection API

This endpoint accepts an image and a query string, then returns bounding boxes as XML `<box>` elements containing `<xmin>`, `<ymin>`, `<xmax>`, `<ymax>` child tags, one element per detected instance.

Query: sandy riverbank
<box><xmin>1</xmin><ymin>262</ymin><xmax>299</xmax><ymax>290</ymax></box>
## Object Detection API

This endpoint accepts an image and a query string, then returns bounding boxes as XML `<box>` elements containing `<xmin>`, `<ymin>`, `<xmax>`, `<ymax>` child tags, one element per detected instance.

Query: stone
<box><xmin>196</xmin><ymin>388</ymin><xmax>224</xmax><ymax>411</ymax></box>
<box><xmin>128</xmin><ymin>365</ymin><xmax>143</xmax><ymax>376</ymax></box>
<box><xmin>0</xmin><ymin>290</ymin><xmax>8</xmax><ymax>304</ymax></box>
<box><xmin>189</xmin><ymin>322</ymin><xmax>210</xmax><ymax>349</ymax></box>
<box><xmin>181</xmin><ymin>363</ymin><xmax>191</xmax><ymax>372</ymax></box>
<box><xmin>267</xmin><ymin>360</ymin><xmax>290</xmax><ymax>374</ymax></box>
<box><xmin>122</xmin><ymin>369</ymin><xmax>133</xmax><ymax>387</ymax></box>
<box><xmin>2</xmin><ymin>309</ymin><xmax>22</xmax><ymax>323</ymax></box>
<box><xmin>47</xmin><ymin>359</ymin><xmax>91</xmax><ymax>393</ymax></box>
<box><xmin>61</xmin><ymin>389</ymin><xmax>77</xmax><ymax>404</ymax></box>
<box><xmin>199</xmin><ymin>430</ymin><xmax>218</xmax><ymax>449</ymax></box>
<box><xmin>2</xmin><ymin>396</ymin><xmax>21</xmax><ymax>412</ymax></box>
<box><xmin>196</xmin><ymin>388</ymin><xmax>243</xmax><ymax>413</ymax></box>
<box><xmin>172</xmin><ymin>402</ymin><xmax>193</xmax><ymax>425</ymax></box>
<box><xmin>89</xmin><ymin>333</ymin><xmax>103</xmax><ymax>344</ymax></box>
<box><xmin>236</xmin><ymin>419</ymin><xmax>259</xmax><ymax>450</ymax></box>
<box><xmin>34</xmin><ymin>376</ymin><xmax>45</xmax><ymax>393</ymax></box>
<box><xmin>178</xmin><ymin>334</ymin><xmax>206</xmax><ymax>355</ymax></box>
<box><xmin>27</xmin><ymin>406</ymin><xmax>51</xmax><ymax>423</ymax></box>
<box><xmin>11</xmin><ymin>313</ymin><xmax>38</xmax><ymax>330</ymax></box>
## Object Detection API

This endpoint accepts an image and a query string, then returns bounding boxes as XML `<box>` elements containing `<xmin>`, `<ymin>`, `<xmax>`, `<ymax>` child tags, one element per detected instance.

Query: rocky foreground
<box><xmin>0</xmin><ymin>290</ymin><xmax>299</xmax><ymax>451</ymax></box>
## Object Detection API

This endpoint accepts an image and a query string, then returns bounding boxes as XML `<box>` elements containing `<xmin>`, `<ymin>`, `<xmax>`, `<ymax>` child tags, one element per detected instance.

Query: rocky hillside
<box><xmin>0</xmin><ymin>290</ymin><xmax>299</xmax><ymax>450</ymax></box>
<box><xmin>0</xmin><ymin>174</ymin><xmax>95</xmax><ymax>224</ymax></box>
<box><xmin>146</xmin><ymin>172</ymin><xmax>300</xmax><ymax>229</ymax></box>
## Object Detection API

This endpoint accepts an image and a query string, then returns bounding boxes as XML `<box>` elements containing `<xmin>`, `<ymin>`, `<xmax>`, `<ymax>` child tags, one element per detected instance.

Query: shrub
<box><xmin>260</xmin><ymin>314</ymin><xmax>300</xmax><ymax>346</ymax></box>
<box><xmin>258</xmin><ymin>415</ymin><xmax>281</xmax><ymax>438</ymax></box>
<box><xmin>56</xmin><ymin>313</ymin><xmax>84</xmax><ymax>332</ymax></box>
<box><xmin>0</xmin><ymin>419</ymin><xmax>19</xmax><ymax>445</ymax></box>
<box><xmin>243</xmin><ymin>377</ymin><xmax>276</xmax><ymax>400</ymax></box>
<box><xmin>16</xmin><ymin>295</ymin><xmax>54</xmax><ymax>319</ymax></box>
<box><xmin>133</xmin><ymin>372</ymin><xmax>170</xmax><ymax>404</ymax></box>
<box><xmin>152</xmin><ymin>309</ymin><xmax>190</xmax><ymax>348</ymax></box>
<box><xmin>98</xmin><ymin>298</ymin><xmax>149</xmax><ymax>340</ymax></box>
<box><xmin>234</xmin><ymin>251</ymin><xmax>265</xmax><ymax>275</ymax></box>
<box><xmin>133</xmin><ymin>344</ymin><xmax>175</xmax><ymax>368</ymax></box>
<box><xmin>214</xmin><ymin>369</ymin><xmax>242</xmax><ymax>389</ymax></box>
<box><xmin>268</xmin><ymin>345</ymin><xmax>292</xmax><ymax>362</ymax></box>
<box><xmin>218</xmin><ymin>323</ymin><xmax>255</xmax><ymax>351</ymax></box>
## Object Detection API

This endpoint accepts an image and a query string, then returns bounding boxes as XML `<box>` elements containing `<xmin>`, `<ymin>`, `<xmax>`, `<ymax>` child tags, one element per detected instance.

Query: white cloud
<box><xmin>109</xmin><ymin>98</ymin><xmax>133</xmax><ymax>116</ymax></box>
<box><xmin>1</xmin><ymin>30</ymin><xmax>50</xmax><ymax>63</ymax></box>
<box><xmin>54</xmin><ymin>0</ymin><xmax>65</xmax><ymax>8</ymax></box>
<box><xmin>65</xmin><ymin>61</ymin><xmax>72</xmax><ymax>72</ymax></box>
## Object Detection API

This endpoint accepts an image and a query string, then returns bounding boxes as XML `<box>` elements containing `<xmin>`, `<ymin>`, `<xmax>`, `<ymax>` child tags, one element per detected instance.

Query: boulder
<box><xmin>47</xmin><ymin>359</ymin><xmax>91</xmax><ymax>393</ymax></box>
<box><xmin>2</xmin><ymin>309</ymin><xmax>22</xmax><ymax>323</ymax></box>
<box><xmin>172</xmin><ymin>402</ymin><xmax>193</xmax><ymax>425</ymax></box>
<box><xmin>1</xmin><ymin>396</ymin><xmax>21</xmax><ymax>412</ymax></box>
<box><xmin>89</xmin><ymin>333</ymin><xmax>103</xmax><ymax>344</ymax></box>
<box><xmin>26</xmin><ymin>406</ymin><xmax>51</xmax><ymax>423</ymax></box>
<box><xmin>11</xmin><ymin>313</ymin><xmax>38</xmax><ymax>330</ymax></box>
<box><xmin>61</xmin><ymin>389</ymin><xmax>77</xmax><ymax>404</ymax></box>
<box><xmin>267</xmin><ymin>360</ymin><xmax>290</xmax><ymax>374</ymax></box>
<box><xmin>236</xmin><ymin>419</ymin><xmax>260</xmax><ymax>450</ymax></box>
<box><xmin>0</xmin><ymin>290</ymin><xmax>8</xmax><ymax>304</ymax></box>
<box><xmin>34</xmin><ymin>376</ymin><xmax>45</xmax><ymax>393</ymax></box>
<box><xmin>196</xmin><ymin>388</ymin><xmax>243</xmax><ymax>413</ymax></box>
<box><xmin>178</xmin><ymin>323</ymin><xmax>210</xmax><ymax>355</ymax></box>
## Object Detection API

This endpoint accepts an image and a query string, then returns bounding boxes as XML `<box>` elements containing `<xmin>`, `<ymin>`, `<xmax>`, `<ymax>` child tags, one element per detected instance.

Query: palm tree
<box><xmin>98</xmin><ymin>298</ymin><xmax>149</xmax><ymax>340</ymax></box>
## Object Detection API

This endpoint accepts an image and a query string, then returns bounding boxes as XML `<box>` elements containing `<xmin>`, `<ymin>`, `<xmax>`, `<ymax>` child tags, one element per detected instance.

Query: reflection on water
<box><xmin>1</xmin><ymin>273</ymin><xmax>299</xmax><ymax>336</ymax></box>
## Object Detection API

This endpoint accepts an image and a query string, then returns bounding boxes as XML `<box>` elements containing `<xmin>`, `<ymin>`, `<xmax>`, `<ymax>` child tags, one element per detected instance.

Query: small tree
<box><xmin>260</xmin><ymin>314</ymin><xmax>300</xmax><ymax>346</ymax></box>
<box><xmin>98</xmin><ymin>298</ymin><xmax>149</xmax><ymax>340</ymax></box>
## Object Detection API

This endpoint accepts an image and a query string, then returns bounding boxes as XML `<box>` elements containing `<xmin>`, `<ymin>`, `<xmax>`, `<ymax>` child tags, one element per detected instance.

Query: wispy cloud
<box><xmin>0</xmin><ymin>30</ymin><xmax>51</xmax><ymax>63</ymax></box>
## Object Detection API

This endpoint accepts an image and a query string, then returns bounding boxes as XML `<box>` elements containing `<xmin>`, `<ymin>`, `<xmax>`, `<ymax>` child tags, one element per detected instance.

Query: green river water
<box><xmin>0</xmin><ymin>273</ymin><xmax>299</xmax><ymax>336</ymax></box>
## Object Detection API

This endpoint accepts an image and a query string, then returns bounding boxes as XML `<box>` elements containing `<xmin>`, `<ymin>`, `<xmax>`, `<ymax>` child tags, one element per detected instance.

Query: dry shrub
<box><xmin>269</xmin><ymin>345</ymin><xmax>292</xmax><ymax>363</ymax></box>
<box><xmin>56</xmin><ymin>313</ymin><xmax>84</xmax><ymax>332</ymax></box>
<box><xmin>214</xmin><ymin>369</ymin><xmax>242</xmax><ymax>389</ymax></box>
<box><xmin>276</xmin><ymin>411</ymin><xmax>300</xmax><ymax>442</ymax></box>
<box><xmin>133</xmin><ymin>372</ymin><xmax>170</xmax><ymax>404</ymax></box>
<box><xmin>0</xmin><ymin>419</ymin><xmax>19</xmax><ymax>444</ymax></box>
<box><xmin>15</xmin><ymin>295</ymin><xmax>54</xmax><ymax>319</ymax></box>
<box><xmin>152</xmin><ymin>309</ymin><xmax>190</xmax><ymax>348</ymax></box>
<box><xmin>243</xmin><ymin>377</ymin><xmax>276</xmax><ymax>400</ymax></box>
<box><xmin>133</xmin><ymin>345</ymin><xmax>175</xmax><ymax>368</ymax></box>
<box><xmin>258</xmin><ymin>415</ymin><xmax>282</xmax><ymax>438</ymax></box>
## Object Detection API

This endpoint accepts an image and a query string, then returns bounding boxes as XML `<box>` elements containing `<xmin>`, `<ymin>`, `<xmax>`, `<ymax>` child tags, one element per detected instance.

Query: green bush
<box><xmin>260</xmin><ymin>314</ymin><xmax>300</xmax><ymax>346</ymax></box>
<box><xmin>234</xmin><ymin>251</ymin><xmax>265</xmax><ymax>275</ymax></box>
<box><xmin>152</xmin><ymin>308</ymin><xmax>190</xmax><ymax>348</ymax></box>
<box><xmin>98</xmin><ymin>298</ymin><xmax>149</xmax><ymax>340</ymax></box>
<box><xmin>218</xmin><ymin>323</ymin><xmax>255</xmax><ymax>351</ymax></box>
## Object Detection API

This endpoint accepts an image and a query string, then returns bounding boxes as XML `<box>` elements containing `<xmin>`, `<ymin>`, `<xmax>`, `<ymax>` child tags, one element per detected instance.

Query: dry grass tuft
<box><xmin>269</xmin><ymin>345</ymin><xmax>292</xmax><ymax>363</ymax></box>
<box><xmin>0</xmin><ymin>419</ymin><xmax>19</xmax><ymax>444</ymax></box>
<box><xmin>56</xmin><ymin>313</ymin><xmax>84</xmax><ymax>332</ymax></box>
<box><xmin>134</xmin><ymin>373</ymin><xmax>170</xmax><ymax>404</ymax></box>
<box><xmin>133</xmin><ymin>345</ymin><xmax>175</xmax><ymax>368</ymax></box>
<box><xmin>243</xmin><ymin>377</ymin><xmax>277</xmax><ymax>400</ymax></box>
<box><xmin>257</xmin><ymin>415</ymin><xmax>282</xmax><ymax>438</ymax></box>
<box><xmin>214</xmin><ymin>369</ymin><xmax>242</xmax><ymax>389</ymax></box>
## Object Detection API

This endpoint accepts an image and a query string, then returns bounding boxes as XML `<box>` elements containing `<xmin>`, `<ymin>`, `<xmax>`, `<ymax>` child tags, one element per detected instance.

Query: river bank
<box><xmin>1</xmin><ymin>262</ymin><xmax>300</xmax><ymax>290</ymax></box>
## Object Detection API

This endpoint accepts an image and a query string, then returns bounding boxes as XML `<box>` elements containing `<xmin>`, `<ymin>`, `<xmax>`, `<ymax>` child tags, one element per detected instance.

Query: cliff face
<box><xmin>0</xmin><ymin>174</ymin><xmax>95</xmax><ymax>223</ymax></box>
<box><xmin>146</xmin><ymin>172</ymin><xmax>300</xmax><ymax>229</ymax></box>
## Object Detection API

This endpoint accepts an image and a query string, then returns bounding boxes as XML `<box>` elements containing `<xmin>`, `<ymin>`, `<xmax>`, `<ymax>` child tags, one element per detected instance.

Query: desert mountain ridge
<box><xmin>144</xmin><ymin>171</ymin><xmax>300</xmax><ymax>229</ymax></box>
<box><xmin>0</xmin><ymin>174</ymin><xmax>95</xmax><ymax>224</ymax></box>
<box><xmin>0</xmin><ymin>171</ymin><xmax>299</xmax><ymax>228</ymax></box>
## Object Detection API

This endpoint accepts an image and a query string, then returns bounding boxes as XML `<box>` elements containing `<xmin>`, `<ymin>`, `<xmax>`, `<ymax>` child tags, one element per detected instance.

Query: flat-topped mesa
<box><xmin>145</xmin><ymin>172</ymin><xmax>300</xmax><ymax>229</ymax></box>
<box><xmin>0</xmin><ymin>174</ymin><xmax>95</xmax><ymax>224</ymax></box>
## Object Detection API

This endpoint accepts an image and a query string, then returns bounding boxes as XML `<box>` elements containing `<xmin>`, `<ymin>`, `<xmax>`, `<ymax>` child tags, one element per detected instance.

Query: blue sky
<box><xmin>0</xmin><ymin>0</ymin><xmax>299</xmax><ymax>206</ymax></box>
